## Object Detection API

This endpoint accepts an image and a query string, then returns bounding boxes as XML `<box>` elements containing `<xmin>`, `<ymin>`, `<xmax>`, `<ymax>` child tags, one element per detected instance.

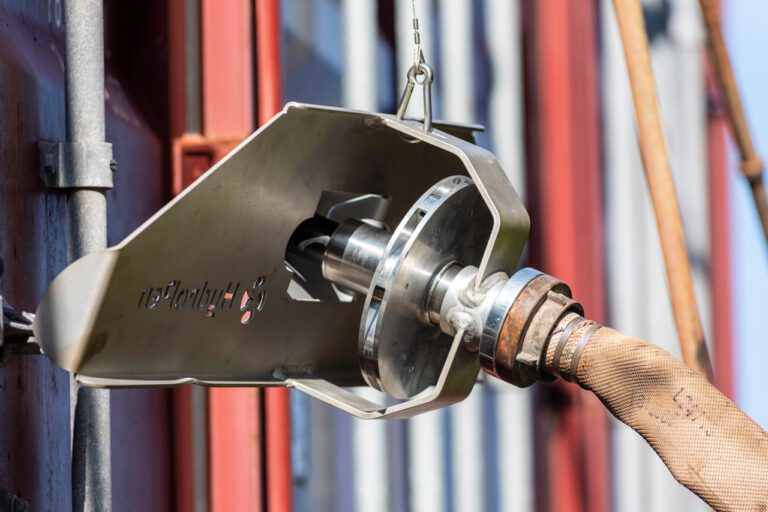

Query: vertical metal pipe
<box><xmin>64</xmin><ymin>1</ymin><xmax>111</xmax><ymax>510</ymax></box>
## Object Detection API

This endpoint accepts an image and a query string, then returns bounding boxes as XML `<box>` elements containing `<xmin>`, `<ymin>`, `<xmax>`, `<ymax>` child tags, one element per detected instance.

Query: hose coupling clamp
<box><xmin>479</xmin><ymin>269</ymin><xmax>583</xmax><ymax>387</ymax></box>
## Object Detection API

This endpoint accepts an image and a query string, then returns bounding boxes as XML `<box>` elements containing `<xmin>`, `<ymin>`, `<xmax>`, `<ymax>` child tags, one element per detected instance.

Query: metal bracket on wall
<box><xmin>38</xmin><ymin>141</ymin><xmax>115</xmax><ymax>189</ymax></box>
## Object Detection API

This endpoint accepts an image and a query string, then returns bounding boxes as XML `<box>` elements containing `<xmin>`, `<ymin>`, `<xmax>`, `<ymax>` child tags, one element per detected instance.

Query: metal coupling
<box><xmin>433</xmin><ymin>265</ymin><xmax>509</xmax><ymax>352</ymax></box>
<box><xmin>479</xmin><ymin>269</ymin><xmax>583</xmax><ymax>387</ymax></box>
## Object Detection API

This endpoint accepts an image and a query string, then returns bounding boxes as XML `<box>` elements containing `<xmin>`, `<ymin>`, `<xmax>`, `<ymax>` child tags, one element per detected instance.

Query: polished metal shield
<box><xmin>33</xmin><ymin>103</ymin><xmax>499</xmax><ymax>388</ymax></box>
<box><xmin>34</xmin><ymin>103</ymin><xmax>531</xmax><ymax>419</ymax></box>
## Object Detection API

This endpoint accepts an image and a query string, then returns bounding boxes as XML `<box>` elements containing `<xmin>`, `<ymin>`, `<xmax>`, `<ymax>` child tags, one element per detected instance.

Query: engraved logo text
<box><xmin>138</xmin><ymin>278</ymin><xmax>267</xmax><ymax>324</ymax></box>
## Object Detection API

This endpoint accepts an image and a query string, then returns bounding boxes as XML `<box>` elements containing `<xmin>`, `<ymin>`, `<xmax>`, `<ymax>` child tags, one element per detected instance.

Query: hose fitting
<box><xmin>479</xmin><ymin>271</ymin><xmax>582</xmax><ymax>387</ymax></box>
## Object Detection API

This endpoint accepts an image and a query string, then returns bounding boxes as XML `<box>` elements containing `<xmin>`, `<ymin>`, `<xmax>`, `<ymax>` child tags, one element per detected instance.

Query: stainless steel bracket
<box><xmin>32</xmin><ymin>103</ymin><xmax>529</xmax><ymax>419</ymax></box>
<box><xmin>382</xmin><ymin>117</ymin><xmax>529</xmax><ymax>286</ymax></box>
<box><xmin>38</xmin><ymin>141</ymin><xmax>115</xmax><ymax>189</ymax></box>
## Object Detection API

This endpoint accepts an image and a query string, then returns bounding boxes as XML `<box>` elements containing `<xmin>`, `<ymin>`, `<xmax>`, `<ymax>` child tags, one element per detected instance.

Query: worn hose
<box><xmin>541</xmin><ymin>313</ymin><xmax>768</xmax><ymax>511</ymax></box>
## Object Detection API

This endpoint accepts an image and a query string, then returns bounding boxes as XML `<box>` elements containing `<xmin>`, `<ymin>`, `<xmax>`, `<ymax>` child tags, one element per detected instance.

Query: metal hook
<box><xmin>396</xmin><ymin>62</ymin><xmax>434</xmax><ymax>133</ymax></box>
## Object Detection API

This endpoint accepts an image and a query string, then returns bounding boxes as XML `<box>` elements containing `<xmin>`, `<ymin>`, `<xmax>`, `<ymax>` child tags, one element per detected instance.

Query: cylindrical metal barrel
<box><xmin>323</xmin><ymin>219</ymin><xmax>391</xmax><ymax>295</ymax></box>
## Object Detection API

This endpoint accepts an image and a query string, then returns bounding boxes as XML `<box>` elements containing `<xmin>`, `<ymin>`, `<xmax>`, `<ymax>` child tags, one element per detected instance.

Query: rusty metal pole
<box><xmin>611</xmin><ymin>0</ymin><xmax>714</xmax><ymax>381</ymax></box>
<box><xmin>698</xmin><ymin>0</ymin><xmax>768</xmax><ymax>246</ymax></box>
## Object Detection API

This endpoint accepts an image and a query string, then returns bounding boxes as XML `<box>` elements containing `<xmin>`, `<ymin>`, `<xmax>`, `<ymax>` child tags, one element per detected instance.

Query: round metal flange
<box><xmin>359</xmin><ymin>176</ymin><xmax>493</xmax><ymax>399</ymax></box>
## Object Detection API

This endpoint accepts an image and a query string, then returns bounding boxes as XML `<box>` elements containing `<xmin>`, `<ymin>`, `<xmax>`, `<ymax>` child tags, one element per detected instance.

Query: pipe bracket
<box><xmin>38</xmin><ymin>141</ymin><xmax>115</xmax><ymax>189</ymax></box>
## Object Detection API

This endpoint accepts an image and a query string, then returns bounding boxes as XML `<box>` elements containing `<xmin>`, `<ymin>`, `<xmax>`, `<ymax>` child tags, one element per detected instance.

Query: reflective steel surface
<box><xmin>34</xmin><ymin>104</ymin><xmax>481</xmax><ymax>386</ymax></box>
<box><xmin>33</xmin><ymin>103</ymin><xmax>529</xmax><ymax>420</ymax></box>
<box><xmin>359</xmin><ymin>176</ymin><xmax>492</xmax><ymax>398</ymax></box>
